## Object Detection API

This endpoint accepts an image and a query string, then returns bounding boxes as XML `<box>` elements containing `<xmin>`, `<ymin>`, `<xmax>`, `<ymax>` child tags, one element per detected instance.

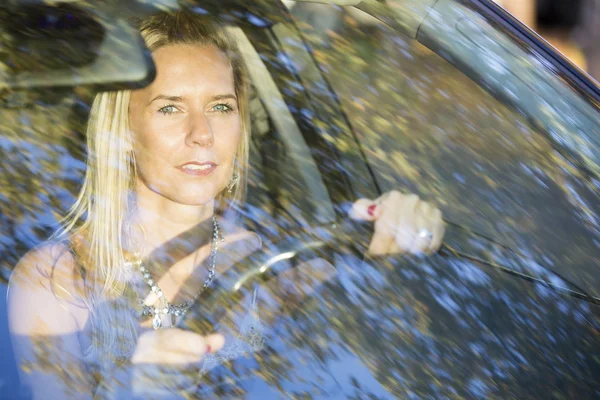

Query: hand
<box><xmin>349</xmin><ymin>190</ymin><xmax>445</xmax><ymax>256</ymax></box>
<box><xmin>128</xmin><ymin>329</ymin><xmax>225</xmax><ymax>396</ymax></box>
<box><xmin>132</xmin><ymin>328</ymin><xmax>224</xmax><ymax>365</ymax></box>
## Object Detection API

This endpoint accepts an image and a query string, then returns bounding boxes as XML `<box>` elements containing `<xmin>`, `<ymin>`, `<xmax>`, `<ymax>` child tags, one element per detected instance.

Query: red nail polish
<box><xmin>367</xmin><ymin>204</ymin><xmax>376</xmax><ymax>216</ymax></box>
<box><xmin>206</xmin><ymin>344</ymin><xmax>212</xmax><ymax>353</ymax></box>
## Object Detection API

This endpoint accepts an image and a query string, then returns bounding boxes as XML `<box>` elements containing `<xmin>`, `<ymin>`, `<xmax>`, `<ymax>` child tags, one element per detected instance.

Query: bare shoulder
<box><xmin>8</xmin><ymin>240</ymin><xmax>89</xmax><ymax>336</ymax></box>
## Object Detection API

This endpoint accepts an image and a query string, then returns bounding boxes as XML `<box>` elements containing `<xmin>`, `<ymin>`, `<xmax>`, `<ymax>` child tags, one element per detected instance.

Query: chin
<box><xmin>168</xmin><ymin>184</ymin><xmax>224</xmax><ymax>206</ymax></box>
<box><xmin>140</xmin><ymin>175</ymin><xmax>226</xmax><ymax>206</ymax></box>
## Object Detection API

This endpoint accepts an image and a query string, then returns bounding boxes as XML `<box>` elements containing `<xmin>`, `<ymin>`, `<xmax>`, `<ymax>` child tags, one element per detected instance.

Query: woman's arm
<box><xmin>7</xmin><ymin>243</ymin><xmax>96</xmax><ymax>399</ymax></box>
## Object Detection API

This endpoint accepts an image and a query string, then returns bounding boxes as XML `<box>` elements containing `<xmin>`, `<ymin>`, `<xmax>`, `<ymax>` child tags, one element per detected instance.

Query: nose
<box><xmin>185</xmin><ymin>110</ymin><xmax>213</xmax><ymax>147</ymax></box>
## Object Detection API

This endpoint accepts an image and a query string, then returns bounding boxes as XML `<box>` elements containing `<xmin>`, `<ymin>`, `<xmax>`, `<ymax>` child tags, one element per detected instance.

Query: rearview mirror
<box><xmin>0</xmin><ymin>1</ymin><xmax>155</xmax><ymax>90</ymax></box>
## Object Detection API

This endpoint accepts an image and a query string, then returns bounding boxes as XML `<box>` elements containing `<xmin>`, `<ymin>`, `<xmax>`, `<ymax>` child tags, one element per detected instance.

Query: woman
<box><xmin>7</xmin><ymin>11</ymin><xmax>445</xmax><ymax>399</ymax></box>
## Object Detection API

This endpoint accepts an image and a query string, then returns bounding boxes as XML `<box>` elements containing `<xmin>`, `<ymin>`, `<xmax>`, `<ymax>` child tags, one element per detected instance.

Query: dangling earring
<box><xmin>226</xmin><ymin>172</ymin><xmax>240</xmax><ymax>193</ymax></box>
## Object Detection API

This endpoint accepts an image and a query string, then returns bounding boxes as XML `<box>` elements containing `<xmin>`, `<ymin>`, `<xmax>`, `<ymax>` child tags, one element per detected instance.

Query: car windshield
<box><xmin>1</xmin><ymin>1</ymin><xmax>600</xmax><ymax>398</ymax></box>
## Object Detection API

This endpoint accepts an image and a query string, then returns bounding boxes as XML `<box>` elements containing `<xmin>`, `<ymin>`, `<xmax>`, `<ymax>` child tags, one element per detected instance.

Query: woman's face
<box><xmin>129</xmin><ymin>43</ymin><xmax>241</xmax><ymax>206</ymax></box>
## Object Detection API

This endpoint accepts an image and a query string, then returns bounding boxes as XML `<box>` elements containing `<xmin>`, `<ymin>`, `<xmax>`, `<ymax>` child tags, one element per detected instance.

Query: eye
<box><xmin>158</xmin><ymin>104</ymin><xmax>178</xmax><ymax>115</ymax></box>
<box><xmin>212</xmin><ymin>103</ymin><xmax>235</xmax><ymax>113</ymax></box>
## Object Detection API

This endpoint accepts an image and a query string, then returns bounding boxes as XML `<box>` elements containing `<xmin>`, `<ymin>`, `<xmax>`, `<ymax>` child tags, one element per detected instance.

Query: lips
<box><xmin>176</xmin><ymin>161</ymin><xmax>217</xmax><ymax>176</ymax></box>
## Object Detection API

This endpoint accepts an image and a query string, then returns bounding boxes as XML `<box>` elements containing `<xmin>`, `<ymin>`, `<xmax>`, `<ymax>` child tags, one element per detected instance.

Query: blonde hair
<box><xmin>52</xmin><ymin>11</ymin><xmax>251</xmax><ymax>368</ymax></box>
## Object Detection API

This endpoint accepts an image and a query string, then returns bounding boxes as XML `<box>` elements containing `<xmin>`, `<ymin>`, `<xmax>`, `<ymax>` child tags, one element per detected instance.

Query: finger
<box><xmin>408</xmin><ymin>204</ymin><xmax>431</xmax><ymax>255</ymax></box>
<box><xmin>133</xmin><ymin>331</ymin><xmax>202</xmax><ymax>365</ymax></box>
<box><xmin>134</xmin><ymin>331</ymin><xmax>225</xmax><ymax>365</ymax></box>
<box><xmin>368</xmin><ymin>226</ymin><xmax>395</xmax><ymax>255</ymax></box>
<box><xmin>384</xmin><ymin>234</ymin><xmax>404</xmax><ymax>254</ymax></box>
<box><xmin>160</xmin><ymin>329</ymin><xmax>205</xmax><ymax>355</ymax></box>
<box><xmin>415</xmin><ymin>204</ymin><xmax>443</xmax><ymax>255</ymax></box>
<box><xmin>349</xmin><ymin>198</ymin><xmax>381</xmax><ymax>221</ymax></box>
<box><xmin>204</xmin><ymin>333</ymin><xmax>225</xmax><ymax>354</ymax></box>
<box><xmin>426</xmin><ymin>209</ymin><xmax>445</xmax><ymax>254</ymax></box>
<box><xmin>143</xmin><ymin>291</ymin><xmax>158</xmax><ymax>307</ymax></box>
<box><xmin>391</xmin><ymin>194</ymin><xmax>420</xmax><ymax>253</ymax></box>
<box><xmin>161</xmin><ymin>330</ymin><xmax>223</xmax><ymax>361</ymax></box>
<box><xmin>368</xmin><ymin>192</ymin><xmax>408</xmax><ymax>254</ymax></box>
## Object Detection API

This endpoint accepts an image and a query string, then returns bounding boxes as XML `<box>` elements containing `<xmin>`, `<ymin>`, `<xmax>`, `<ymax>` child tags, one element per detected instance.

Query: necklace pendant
<box><xmin>136</xmin><ymin>215</ymin><xmax>220</xmax><ymax>328</ymax></box>
<box><xmin>152</xmin><ymin>312</ymin><xmax>162</xmax><ymax>330</ymax></box>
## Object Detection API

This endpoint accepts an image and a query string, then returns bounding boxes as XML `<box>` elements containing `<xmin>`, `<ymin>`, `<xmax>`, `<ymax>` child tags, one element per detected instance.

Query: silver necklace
<box><xmin>135</xmin><ymin>215</ymin><xmax>222</xmax><ymax>330</ymax></box>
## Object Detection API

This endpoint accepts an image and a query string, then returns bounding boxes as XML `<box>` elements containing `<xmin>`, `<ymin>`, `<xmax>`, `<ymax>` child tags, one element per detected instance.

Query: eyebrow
<box><xmin>148</xmin><ymin>93</ymin><xmax>237</xmax><ymax>105</ymax></box>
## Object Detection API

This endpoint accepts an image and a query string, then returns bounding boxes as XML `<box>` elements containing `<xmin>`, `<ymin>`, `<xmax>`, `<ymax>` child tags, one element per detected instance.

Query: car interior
<box><xmin>1</xmin><ymin>0</ymin><xmax>600</xmax><ymax>397</ymax></box>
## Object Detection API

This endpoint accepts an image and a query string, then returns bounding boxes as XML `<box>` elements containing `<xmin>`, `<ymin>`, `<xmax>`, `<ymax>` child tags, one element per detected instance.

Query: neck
<box><xmin>129</xmin><ymin>180</ymin><xmax>215</xmax><ymax>257</ymax></box>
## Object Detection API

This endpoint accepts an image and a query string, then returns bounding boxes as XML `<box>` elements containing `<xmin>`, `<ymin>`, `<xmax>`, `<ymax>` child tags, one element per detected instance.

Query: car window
<box><xmin>2</xmin><ymin>2</ymin><xmax>600</xmax><ymax>399</ymax></box>
<box><xmin>291</xmin><ymin>4</ymin><xmax>600</xmax><ymax>298</ymax></box>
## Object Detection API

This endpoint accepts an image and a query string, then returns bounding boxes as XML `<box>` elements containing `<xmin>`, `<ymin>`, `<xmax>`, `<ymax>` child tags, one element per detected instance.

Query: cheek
<box><xmin>214</xmin><ymin>117</ymin><xmax>242</xmax><ymax>160</ymax></box>
<box><xmin>133</xmin><ymin>121</ymin><xmax>180</xmax><ymax>162</ymax></box>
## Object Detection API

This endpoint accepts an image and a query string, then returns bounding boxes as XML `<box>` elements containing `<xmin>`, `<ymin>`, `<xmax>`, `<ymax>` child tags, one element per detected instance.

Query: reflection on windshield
<box><xmin>2</xmin><ymin>3</ymin><xmax>600</xmax><ymax>400</ymax></box>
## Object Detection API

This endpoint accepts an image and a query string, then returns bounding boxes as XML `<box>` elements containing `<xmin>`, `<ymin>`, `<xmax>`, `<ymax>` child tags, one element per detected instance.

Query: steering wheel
<box><xmin>178</xmin><ymin>219</ymin><xmax>374</xmax><ymax>330</ymax></box>
<box><xmin>179</xmin><ymin>215</ymin><xmax>600</xmax><ymax>332</ymax></box>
